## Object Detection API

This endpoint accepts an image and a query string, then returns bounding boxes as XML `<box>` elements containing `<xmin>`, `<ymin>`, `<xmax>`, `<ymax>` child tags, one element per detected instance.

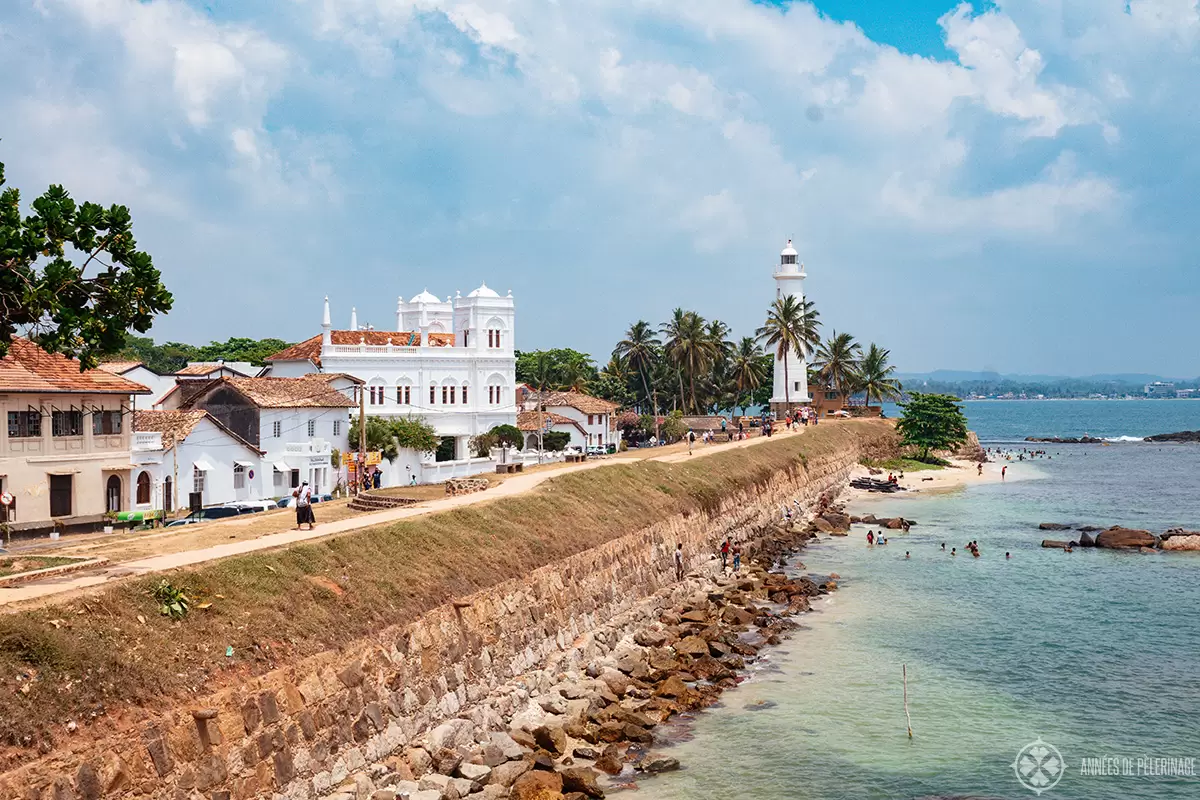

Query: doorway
<box><xmin>106</xmin><ymin>475</ymin><xmax>122</xmax><ymax>513</ymax></box>
<box><xmin>49</xmin><ymin>474</ymin><xmax>73</xmax><ymax>517</ymax></box>
<box><xmin>164</xmin><ymin>476</ymin><xmax>173</xmax><ymax>513</ymax></box>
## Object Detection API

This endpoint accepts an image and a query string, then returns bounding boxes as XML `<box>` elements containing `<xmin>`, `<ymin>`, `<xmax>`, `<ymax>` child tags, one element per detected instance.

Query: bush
<box><xmin>488</xmin><ymin>424</ymin><xmax>523</xmax><ymax>449</ymax></box>
<box><xmin>542</xmin><ymin>431</ymin><xmax>571</xmax><ymax>451</ymax></box>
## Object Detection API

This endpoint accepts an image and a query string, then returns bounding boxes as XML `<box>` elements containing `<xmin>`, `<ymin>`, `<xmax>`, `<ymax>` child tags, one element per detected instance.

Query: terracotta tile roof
<box><xmin>310</xmin><ymin>372</ymin><xmax>365</xmax><ymax>385</ymax></box>
<box><xmin>517</xmin><ymin>410</ymin><xmax>585</xmax><ymax>434</ymax></box>
<box><xmin>266</xmin><ymin>330</ymin><xmax>455</xmax><ymax>366</ymax></box>
<box><xmin>0</xmin><ymin>338</ymin><xmax>152</xmax><ymax>395</ymax></box>
<box><xmin>188</xmin><ymin>376</ymin><xmax>356</xmax><ymax>409</ymax></box>
<box><xmin>530</xmin><ymin>391</ymin><xmax>620</xmax><ymax>415</ymax></box>
<box><xmin>97</xmin><ymin>360</ymin><xmax>144</xmax><ymax>375</ymax></box>
<box><xmin>175</xmin><ymin>363</ymin><xmax>231</xmax><ymax>376</ymax></box>
<box><xmin>133</xmin><ymin>410</ymin><xmax>263</xmax><ymax>454</ymax></box>
<box><xmin>132</xmin><ymin>409</ymin><xmax>208</xmax><ymax>441</ymax></box>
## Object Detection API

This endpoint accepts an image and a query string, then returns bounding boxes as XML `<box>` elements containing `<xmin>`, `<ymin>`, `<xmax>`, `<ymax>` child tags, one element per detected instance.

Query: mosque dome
<box><xmin>409</xmin><ymin>288</ymin><xmax>442</xmax><ymax>304</ymax></box>
<box><xmin>467</xmin><ymin>282</ymin><xmax>500</xmax><ymax>298</ymax></box>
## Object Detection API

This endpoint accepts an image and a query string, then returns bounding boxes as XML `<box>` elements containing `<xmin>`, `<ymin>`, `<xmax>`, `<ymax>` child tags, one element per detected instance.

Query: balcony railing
<box><xmin>326</xmin><ymin>344</ymin><xmax>421</xmax><ymax>355</ymax></box>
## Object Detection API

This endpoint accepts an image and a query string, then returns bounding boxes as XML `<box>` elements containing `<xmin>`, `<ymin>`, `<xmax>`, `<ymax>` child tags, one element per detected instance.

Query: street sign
<box><xmin>0</xmin><ymin>492</ymin><xmax>12</xmax><ymax>506</ymax></box>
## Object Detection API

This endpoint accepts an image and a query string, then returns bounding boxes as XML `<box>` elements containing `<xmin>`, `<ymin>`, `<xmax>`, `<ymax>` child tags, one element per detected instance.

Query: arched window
<box><xmin>136</xmin><ymin>471</ymin><xmax>151</xmax><ymax>505</ymax></box>
<box><xmin>486</xmin><ymin>373</ymin><xmax>507</xmax><ymax>405</ymax></box>
<box><xmin>484</xmin><ymin>316</ymin><xmax>507</xmax><ymax>349</ymax></box>
<box><xmin>106</xmin><ymin>475</ymin><xmax>122</xmax><ymax>513</ymax></box>
<box><xmin>369</xmin><ymin>379</ymin><xmax>386</xmax><ymax>405</ymax></box>
<box><xmin>396</xmin><ymin>379</ymin><xmax>413</xmax><ymax>405</ymax></box>
<box><xmin>430</xmin><ymin>383</ymin><xmax>437</xmax><ymax>405</ymax></box>
<box><xmin>461</xmin><ymin>383</ymin><xmax>468</xmax><ymax>404</ymax></box>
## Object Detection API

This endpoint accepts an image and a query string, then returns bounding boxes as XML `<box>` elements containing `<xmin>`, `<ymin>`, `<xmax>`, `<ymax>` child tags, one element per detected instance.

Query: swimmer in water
<box><xmin>1005</xmin><ymin>552</ymin><xmax>1011</xmax><ymax>559</ymax></box>
<box><xmin>905</xmin><ymin>551</ymin><xmax>910</xmax><ymax>559</ymax></box>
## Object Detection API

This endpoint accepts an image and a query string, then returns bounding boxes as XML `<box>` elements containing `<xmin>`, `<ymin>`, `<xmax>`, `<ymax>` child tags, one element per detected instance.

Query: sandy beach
<box><xmin>843</xmin><ymin>456</ymin><xmax>1036</xmax><ymax>506</ymax></box>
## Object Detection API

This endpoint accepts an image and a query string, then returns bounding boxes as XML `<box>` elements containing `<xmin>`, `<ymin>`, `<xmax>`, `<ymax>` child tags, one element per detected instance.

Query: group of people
<box><xmin>782</xmin><ymin>406</ymin><xmax>818</xmax><ymax>429</ymax></box>
<box><xmin>670</xmin><ymin>536</ymin><xmax>745</xmax><ymax>582</ymax></box>
<box><xmin>866</xmin><ymin>530</ymin><xmax>890</xmax><ymax>546</ymax></box>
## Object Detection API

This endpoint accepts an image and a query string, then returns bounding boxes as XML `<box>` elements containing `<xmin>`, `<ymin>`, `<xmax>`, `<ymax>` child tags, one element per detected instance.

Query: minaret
<box><xmin>770</xmin><ymin>240</ymin><xmax>810</xmax><ymax>410</ymax></box>
<box><xmin>321</xmin><ymin>296</ymin><xmax>333</xmax><ymax>348</ymax></box>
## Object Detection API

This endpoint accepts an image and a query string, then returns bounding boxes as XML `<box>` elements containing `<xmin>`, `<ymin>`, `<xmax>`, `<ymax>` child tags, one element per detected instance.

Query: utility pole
<box><xmin>356</xmin><ymin>383</ymin><xmax>366</xmax><ymax>495</ymax></box>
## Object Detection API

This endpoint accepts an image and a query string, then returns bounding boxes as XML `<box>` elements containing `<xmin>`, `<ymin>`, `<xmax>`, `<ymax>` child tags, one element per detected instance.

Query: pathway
<box><xmin>0</xmin><ymin>425</ymin><xmax>816</xmax><ymax>609</ymax></box>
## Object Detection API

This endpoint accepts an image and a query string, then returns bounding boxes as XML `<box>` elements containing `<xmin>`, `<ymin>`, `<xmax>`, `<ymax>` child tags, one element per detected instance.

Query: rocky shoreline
<box><xmin>1039</xmin><ymin>523</ymin><xmax>1200</xmax><ymax>552</ymax></box>
<box><xmin>317</xmin><ymin>520</ymin><xmax>838</xmax><ymax>800</ymax></box>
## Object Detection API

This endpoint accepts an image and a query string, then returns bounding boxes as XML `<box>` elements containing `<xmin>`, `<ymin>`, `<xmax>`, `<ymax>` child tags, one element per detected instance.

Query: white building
<box><xmin>770</xmin><ymin>239</ymin><xmax>811</xmax><ymax>411</ymax></box>
<box><xmin>263</xmin><ymin>288</ymin><xmax>518</xmax><ymax>484</ymax></box>
<box><xmin>131</xmin><ymin>376</ymin><xmax>354</xmax><ymax>512</ymax></box>
<box><xmin>1144</xmin><ymin>381</ymin><xmax>1176</xmax><ymax>397</ymax></box>
<box><xmin>520</xmin><ymin>391</ymin><xmax>620</xmax><ymax>451</ymax></box>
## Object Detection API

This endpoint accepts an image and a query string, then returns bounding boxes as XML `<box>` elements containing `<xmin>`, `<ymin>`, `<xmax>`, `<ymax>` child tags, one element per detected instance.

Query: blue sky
<box><xmin>2</xmin><ymin>0</ymin><xmax>1198</xmax><ymax>376</ymax></box>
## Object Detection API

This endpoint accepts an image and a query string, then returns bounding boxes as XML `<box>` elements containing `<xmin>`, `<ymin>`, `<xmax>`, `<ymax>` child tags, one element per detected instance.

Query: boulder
<box><xmin>489</xmin><ymin>760</ymin><xmax>531</xmax><ymax>787</ymax></box>
<box><xmin>721</xmin><ymin>606</ymin><xmax>755</xmax><ymax>626</ymax></box>
<box><xmin>511</xmin><ymin>770</ymin><xmax>564</xmax><ymax>800</ymax></box>
<box><xmin>882</xmin><ymin>517</ymin><xmax>907</xmax><ymax>530</ymax></box>
<box><xmin>656</xmin><ymin>675</ymin><xmax>689</xmax><ymax>699</ymax></box>
<box><xmin>406</xmin><ymin>747</ymin><xmax>433</xmax><ymax>778</ymax></box>
<box><xmin>638</xmin><ymin>756</ymin><xmax>681</xmax><ymax>774</ymax></box>
<box><xmin>811</xmin><ymin>517</ymin><xmax>835</xmax><ymax>534</ymax></box>
<box><xmin>633</xmin><ymin>629</ymin><xmax>669</xmax><ymax>648</ymax></box>
<box><xmin>458</xmin><ymin>763</ymin><xmax>492</xmax><ymax>782</ymax></box>
<box><xmin>820</xmin><ymin>512</ymin><xmax>851</xmax><ymax>531</ymax></box>
<box><xmin>593</xmin><ymin>745</ymin><xmax>623</xmax><ymax>776</ymax></box>
<box><xmin>431</xmin><ymin>747</ymin><xmax>463</xmax><ymax>775</ymax></box>
<box><xmin>561</xmin><ymin>767</ymin><xmax>604</xmax><ymax>798</ymax></box>
<box><xmin>1038</xmin><ymin>523</ymin><xmax>1073</xmax><ymax>531</ymax></box>
<box><xmin>532</xmin><ymin>725</ymin><xmax>568</xmax><ymax>756</ymax></box>
<box><xmin>1041</xmin><ymin>540</ymin><xmax>1070</xmax><ymax>549</ymax></box>
<box><xmin>1162</xmin><ymin>534</ymin><xmax>1200</xmax><ymax>551</ymax></box>
<box><xmin>679</xmin><ymin>609</ymin><xmax>709</xmax><ymax>623</ymax></box>
<box><xmin>674</xmin><ymin>635</ymin><xmax>708</xmax><ymax>657</ymax></box>
<box><xmin>1095</xmin><ymin>527</ymin><xmax>1158</xmax><ymax>550</ymax></box>
<box><xmin>1077</xmin><ymin>530</ymin><xmax>1095</xmax><ymax>547</ymax></box>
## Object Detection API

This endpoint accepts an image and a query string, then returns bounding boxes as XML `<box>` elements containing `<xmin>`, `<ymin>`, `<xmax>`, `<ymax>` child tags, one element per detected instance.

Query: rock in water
<box><xmin>1162</xmin><ymin>535</ymin><xmax>1200</xmax><ymax>551</ymax></box>
<box><xmin>1095</xmin><ymin>527</ymin><xmax>1158</xmax><ymax>549</ymax></box>
<box><xmin>1077</xmin><ymin>531</ymin><xmax>1095</xmax><ymax>547</ymax></box>
<box><xmin>1144</xmin><ymin>430</ymin><xmax>1200</xmax><ymax>443</ymax></box>
<box><xmin>1038</xmin><ymin>523</ymin><xmax>1073</xmax><ymax>531</ymax></box>
<box><xmin>639</xmin><ymin>756</ymin><xmax>681</xmax><ymax>774</ymax></box>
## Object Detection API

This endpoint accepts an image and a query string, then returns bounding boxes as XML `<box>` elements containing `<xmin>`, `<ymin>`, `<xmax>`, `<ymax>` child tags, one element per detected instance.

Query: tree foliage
<box><xmin>542</xmin><ymin>430</ymin><xmax>571</xmax><ymax>451</ymax></box>
<box><xmin>112</xmin><ymin>334</ymin><xmax>294</xmax><ymax>373</ymax></box>
<box><xmin>895</xmin><ymin>393</ymin><xmax>969</xmax><ymax>461</ymax></box>
<box><xmin>1</xmin><ymin>160</ymin><xmax>174</xmax><ymax>368</ymax></box>
<box><xmin>349</xmin><ymin>415</ymin><xmax>439</xmax><ymax>461</ymax></box>
<box><xmin>515</xmin><ymin>348</ymin><xmax>598</xmax><ymax>390</ymax></box>
<box><xmin>488</xmin><ymin>424</ymin><xmax>524</xmax><ymax>449</ymax></box>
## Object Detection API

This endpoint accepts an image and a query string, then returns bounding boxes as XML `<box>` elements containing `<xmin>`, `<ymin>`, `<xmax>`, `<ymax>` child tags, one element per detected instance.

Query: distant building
<box><xmin>522</xmin><ymin>391</ymin><xmax>619</xmax><ymax>450</ymax></box>
<box><xmin>0</xmin><ymin>338</ymin><xmax>151</xmax><ymax>527</ymax></box>
<box><xmin>1144</xmin><ymin>381</ymin><xmax>1176</xmax><ymax>397</ymax></box>
<box><xmin>1176</xmin><ymin>388</ymin><xmax>1196</xmax><ymax>399</ymax></box>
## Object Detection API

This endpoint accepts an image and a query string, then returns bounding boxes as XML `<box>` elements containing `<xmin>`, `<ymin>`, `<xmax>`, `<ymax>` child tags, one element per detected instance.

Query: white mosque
<box><xmin>770</xmin><ymin>240</ymin><xmax>812</xmax><ymax>411</ymax></box>
<box><xmin>263</xmin><ymin>285</ymin><xmax>518</xmax><ymax>481</ymax></box>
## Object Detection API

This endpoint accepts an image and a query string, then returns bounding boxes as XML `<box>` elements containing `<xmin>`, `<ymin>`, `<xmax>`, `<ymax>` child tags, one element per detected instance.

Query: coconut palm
<box><xmin>559</xmin><ymin>355</ymin><xmax>593</xmax><ymax>393</ymax></box>
<box><xmin>661</xmin><ymin>309</ymin><xmax>716</xmax><ymax>413</ymax></box>
<box><xmin>613</xmin><ymin>320</ymin><xmax>661</xmax><ymax>414</ymax></box>
<box><xmin>813</xmin><ymin>330</ymin><xmax>863</xmax><ymax>403</ymax></box>
<box><xmin>855</xmin><ymin>343</ymin><xmax>903</xmax><ymax>407</ymax></box>
<box><xmin>729</xmin><ymin>337</ymin><xmax>767</xmax><ymax>414</ymax></box>
<box><xmin>756</xmin><ymin>295</ymin><xmax>820</xmax><ymax>408</ymax></box>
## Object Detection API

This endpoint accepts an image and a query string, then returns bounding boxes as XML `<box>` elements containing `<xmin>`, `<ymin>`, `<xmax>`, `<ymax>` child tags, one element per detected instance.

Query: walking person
<box><xmin>720</xmin><ymin>537</ymin><xmax>731</xmax><ymax>570</ymax></box>
<box><xmin>673</xmin><ymin>543</ymin><xmax>685</xmax><ymax>581</ymax></box>
<box><xmin>293</xmin><ymin>480</ymin><xmax>315</xmax><ymax>531</ymax></box>
<box><xmin>1002</xmin><ymin>465</ymin><xmax>1007</xmax><ymax>480</ymax></box>
<box><xmin>732</xmin><ymin>541</ymin><xmax>742</xmax><ymax>571</ymax></box>
<box><xmin>688</xmin><ymin>430</ymin><xmax>696</xmax><ymax>455</ymax></box>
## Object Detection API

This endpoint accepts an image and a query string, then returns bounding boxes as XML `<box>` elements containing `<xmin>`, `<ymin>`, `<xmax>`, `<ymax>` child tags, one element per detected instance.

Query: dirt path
<box><xmin>0</xmin><ymin>425</ymin><xmax>816</xmax><ymax>609</ymax></box>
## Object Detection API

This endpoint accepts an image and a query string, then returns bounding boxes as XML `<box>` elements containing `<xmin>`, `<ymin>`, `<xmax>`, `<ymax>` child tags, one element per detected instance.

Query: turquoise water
<box><xmin>637</xmin><ymin>402</ymin><xmax>1200</xmax><ymax>799</ymax></box>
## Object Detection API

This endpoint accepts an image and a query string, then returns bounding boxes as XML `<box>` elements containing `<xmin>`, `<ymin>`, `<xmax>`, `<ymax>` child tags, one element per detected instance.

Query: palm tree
<box><xmin>756</xmin><ymin>296</ymin><xmax>820</xmax><ymax>409</ymax></box>
<box><xmin>856</xmin><ymin>343</ymin><xmax>903</xmax><ymax>407</ymax></box>
<box><xmin>729</xmin><ymin>337</ymin><xmax>767</xmax><ymax>414</ymax></box>
<box><xmin>813</xmin><ymin>330</ymin><xmax>863</xmax><ymax>404</ymax></box>
<box><xmin>560</xmin><ymin>354</ymin><xmax>593</xmax><ymax>393</ymax></box>
<box><xmin>661</xmin><ymin>309</ymin><xmax>716</xmax><ymax>414</ymax></box>
<box><xmin>614</xmin><ymin>321</ymin><xmax>661</xmax><ymax>414</ymax></box>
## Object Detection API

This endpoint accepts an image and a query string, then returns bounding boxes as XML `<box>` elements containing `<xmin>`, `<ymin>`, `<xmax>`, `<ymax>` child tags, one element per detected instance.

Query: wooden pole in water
<box><xmin>903</xmin><ymin>664</ymin><xmax>913</xmax><ymax>739</ymax></box>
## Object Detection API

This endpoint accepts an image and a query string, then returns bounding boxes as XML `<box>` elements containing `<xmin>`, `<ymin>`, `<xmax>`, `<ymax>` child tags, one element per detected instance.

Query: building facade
<box><xmin>770</xmin><ymin>240</ymin><xmax>811</xmax><ymax>412</ymax></box>
<box><xmin>0</xmin><ymin>339</ymin><xmax>151</xmax><ymax>527</ymax></box>
<box><xmin>521</xmin><ymin>391</ymin><xmax>619</xmax><ymax>451</ymax></box>
<box><xmin>264</xmin><ymin>289</ymin><xmax>517</xmax><ymax>482</ymax></box>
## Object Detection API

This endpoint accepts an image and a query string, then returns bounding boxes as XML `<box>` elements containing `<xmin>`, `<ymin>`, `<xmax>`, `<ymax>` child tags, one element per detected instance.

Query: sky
<box><xmin>1</xmin><ymin>0</ymin><xmax>1198</xmax><ymax>377</ymax></box>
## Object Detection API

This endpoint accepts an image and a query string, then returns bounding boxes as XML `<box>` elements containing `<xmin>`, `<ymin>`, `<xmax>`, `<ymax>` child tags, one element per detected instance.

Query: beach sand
<box><xmin>844</xmin><ymin>456</ymin><xmax>1032</xmax><ymax>506</ymax></box>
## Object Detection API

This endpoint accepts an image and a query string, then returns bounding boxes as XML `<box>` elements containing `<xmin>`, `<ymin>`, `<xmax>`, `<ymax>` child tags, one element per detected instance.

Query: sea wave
<box><xmin>1103</xmin><ymin>435</ymin><xmax>1145</xmax><ymax>442</ymax></box>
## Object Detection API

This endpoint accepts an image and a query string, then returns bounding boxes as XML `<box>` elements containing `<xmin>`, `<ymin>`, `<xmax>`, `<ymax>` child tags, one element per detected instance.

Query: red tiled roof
<box><xmin>97</xmin><ymin>360</ymin><xmax>144</xmax><ymax>375</ymax></box>
<box><xmin>0</xmin><ymin>338</ymin><xmax>152</xmax><ymax>395</ymax></box>
<box><xmin>266</xmin><ymin>330</ymin><xmax>456</xmax><ymax>366</ymax></box>
<box><xmin>517</xmin><ymin>410</ymin><xmax>586</xmax><ymax>435</ymax></box>
<box><xmin>529</xmin><ymin>391</ymin><xmax>620</xmax><ymax>415</ymax></box>
<box><xmin>133</xmin><ymin>410</ymin><xmax>263</xmax><ymax>454</ymax></box>
<box><xmin>175</xmin><ymin>363</ymin><xmax>235</xmax><ymax>376</ymax></box>
<box><xmin>186</xmin><ymin>376</ymin><xmax>356</xmax><ymax>409</ymax></box>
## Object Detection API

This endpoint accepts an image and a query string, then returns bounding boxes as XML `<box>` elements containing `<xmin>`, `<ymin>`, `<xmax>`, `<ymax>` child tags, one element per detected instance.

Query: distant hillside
<box><xmin>895</xmin><ymin>370</ymin><xmax>1199</xmax><ymax>399</ymax></box>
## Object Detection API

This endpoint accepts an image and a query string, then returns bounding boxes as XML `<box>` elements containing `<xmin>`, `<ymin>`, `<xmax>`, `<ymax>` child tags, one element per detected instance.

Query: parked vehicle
<box><xmin>165</xmin><ymin>517</ymin><xmax>203</xmax><ymax>528</ymax></box>
<box><xmin>224</xmin><ymin>500</ymin><xmax>274</xmax><ymax>513</ymax></box>
<box><xmin>276</xmin><ymin>494</ymin><xmax>334</xmax><ymax>509</ymax></box>
<box><xmin>586</xmin><ymin>446</ymin><xmax>606</xmax><ymax>456</ymax></box>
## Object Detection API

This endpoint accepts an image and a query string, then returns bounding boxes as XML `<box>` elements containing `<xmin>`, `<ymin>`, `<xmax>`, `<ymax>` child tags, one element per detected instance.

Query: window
<box><xmin>92</xmin><ymin>410</ymin><xmax>123</xmax><ymax>435</ymax></box>
<box><xmin>397</xmin><ymin>385</ymin><xmax>411</xmax><ymax>405</ymax></box>
<box><xmin>487</xmin><ymin>330</ymin><xmax>493</xmax><ymax>348</ymax></box>
<box><xmin>487</xmin><ymin>329</ymin><xmax>502</xmax><ymax>348</ymax></box>
<box><xmin>233</xmin><ymin>464</ymin><xmax>246</xmax><ymax>490</ymax></box>
<box><xmin>463</xmin><ymin>330</ymin><xmax>469</xmax><ymax>347</ymax></box>
<box><xmin>333</xmin><ymin>420</ymin><xmax>341</xmax><ymax>436</ymax></box>
<box><xmin>52</xmin><ymin>410</ymin><xmax>83</xmax><ymax>437</ymax></box>
<box><xmin>794</xmin><ymin>381</ymin><xmax>801</xmax><ymax>392</ymax></box>
<box><xmin>307</xmin><ymin>420</ymin><xmax>316</xmax><ymax>437</ymax></box>
<box><xmin>273</xmin><ymin>420</ymin><xmax>282</xmax><ymax>438</ymax></box>
<box><xmin>488</xmin><ymin>386</ymin><xmax>495</xmax><ymax>404</ymax></box>
<box><xmin>136</xmin><ymin>471</ymin><xmax>152</xmax><ymax>505</ymax></box>
<box><xmin>449</xmin><ymin>386</ymin><xmax>457</xmax><ymax>404</ymax></box>
<box><xmin>193</xmin><ymin>466</ymin><xmax>206</xmax><ymax>495</ymax></box>
<box><xmin>442</xmin><ymin>385</ymin><xmax>449</xmax><ymax>404</ymax></box>
<box><xmin>430</xmin><ymin>384</ymin><xmax>436</xmax><ymax>405</ymax></box>
<box><xmin>588</xmin><ymin>414</ymin><xmax>594</xmax><ymax>425</ymax></box>
<box><xmin>7</xmin><ymin>411</ymin><xmax>40</xmax><ymax>438</ymax></box>
<box><xmin>461</xmin><ymin>384</ymin><xmax>468</xmax><ymax>404</ymax></box>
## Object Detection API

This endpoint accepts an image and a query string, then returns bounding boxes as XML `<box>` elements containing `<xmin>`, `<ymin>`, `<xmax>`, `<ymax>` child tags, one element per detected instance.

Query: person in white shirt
<box><xmin>293</xmin><ymin>481</ymin><xmax>315</xmax><ymax>530</ymax></box>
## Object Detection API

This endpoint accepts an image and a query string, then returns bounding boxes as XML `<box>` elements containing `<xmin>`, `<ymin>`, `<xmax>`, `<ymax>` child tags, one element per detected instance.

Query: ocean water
<box><xmin>635</xmin><ymin>401</ymin><xmax>1200</xmax><ymax>800</ymax></box>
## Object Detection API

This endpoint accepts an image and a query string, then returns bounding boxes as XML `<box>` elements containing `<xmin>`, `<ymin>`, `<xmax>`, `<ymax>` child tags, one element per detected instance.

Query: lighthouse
<box><xmin>770</xmin><ymin>239</ymin><xmax>810</xmax><ymax>411</ymax></box>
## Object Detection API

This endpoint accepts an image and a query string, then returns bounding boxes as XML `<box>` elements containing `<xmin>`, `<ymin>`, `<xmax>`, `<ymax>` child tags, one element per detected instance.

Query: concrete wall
<box><xmin>0</xmin><ymin>430</ymin><xmax>889</xmax><ymax>799</ymax></box>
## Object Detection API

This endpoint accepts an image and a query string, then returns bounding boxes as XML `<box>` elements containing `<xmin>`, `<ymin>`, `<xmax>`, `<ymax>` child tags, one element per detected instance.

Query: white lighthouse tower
<box><xmin>770</xmin><ymin>239</ymin><xmax>810</xmax><ymax>411</ymax></box>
